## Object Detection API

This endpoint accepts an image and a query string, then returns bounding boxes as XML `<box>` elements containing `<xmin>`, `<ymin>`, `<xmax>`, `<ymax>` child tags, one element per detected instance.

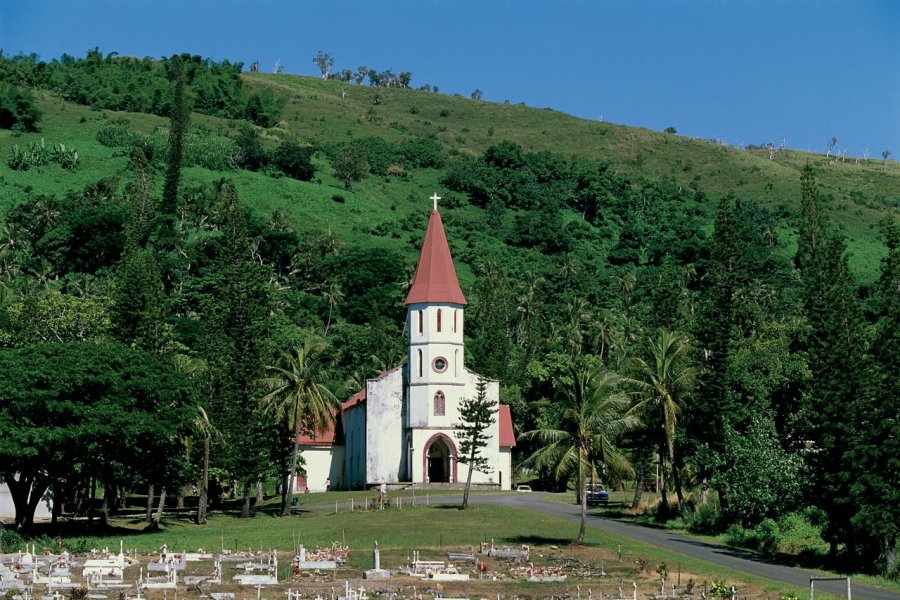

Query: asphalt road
<box><xmin>466</xmin><ymin>493</ymin><xmax>895</xmax><ymax>600</ymax></box>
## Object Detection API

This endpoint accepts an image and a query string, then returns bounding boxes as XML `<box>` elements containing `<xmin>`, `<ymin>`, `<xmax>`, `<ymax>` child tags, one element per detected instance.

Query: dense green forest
<box><xmin>0</xmin><ymin>51</ymin><xmax>897</xmax><ymax>577</ymax></box>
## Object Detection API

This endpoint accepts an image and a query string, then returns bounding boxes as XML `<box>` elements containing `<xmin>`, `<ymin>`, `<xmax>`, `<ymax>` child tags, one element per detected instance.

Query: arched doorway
<box><xmin>423</xmin><ymin>434</ymin><xmax>456</xmax><ymax>483</ymax></box>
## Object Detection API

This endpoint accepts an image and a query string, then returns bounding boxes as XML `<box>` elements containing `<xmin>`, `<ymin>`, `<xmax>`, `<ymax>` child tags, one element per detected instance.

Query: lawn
<box><xmin>16</xmin><ymin>492</ymin><xmax>853</xmax><ymax>599</ymax></box>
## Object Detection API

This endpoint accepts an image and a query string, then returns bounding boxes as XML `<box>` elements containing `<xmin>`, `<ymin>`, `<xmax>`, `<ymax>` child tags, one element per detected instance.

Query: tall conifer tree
<box><xmin>161</xmin><ymin>54</ymin><xmax>189</xmax><ymax>216</ymax></box>
<box><xmin>795</xmin><ymin>164</ymin><xmax>867</xmax><ymax>559</ymax></box>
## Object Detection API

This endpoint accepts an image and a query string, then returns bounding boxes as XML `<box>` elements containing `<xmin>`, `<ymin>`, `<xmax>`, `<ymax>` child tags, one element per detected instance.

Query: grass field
<box><xmin>11</xmin><ymin>492</ymin><xmax>870</xmax><ymax>599</ymax></box>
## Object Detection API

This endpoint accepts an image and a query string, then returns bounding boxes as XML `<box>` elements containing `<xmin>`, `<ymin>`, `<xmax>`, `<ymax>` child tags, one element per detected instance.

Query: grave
<box><xmin>292</xmin><ymin>545</ymin><xmax>337</xmax><ymax>570</ymax></box>
<box><xmin>139</xmin><ymin>562</ymin><xmax>178</xmax><ymax>590</ymax></box>
<box><xmin>233</xmin><ymin>549</ymin><xmax>278</xmax><ymax>585</ymax></box>
<box><xmin>484</xmin><ymin>539</ymin><xmax>529</xmax><ymax>561</ymax></box>
<box><xmin>363</xmin><ymin>542</ymin><xmax>390</xmax><ymax>581</ymax></box>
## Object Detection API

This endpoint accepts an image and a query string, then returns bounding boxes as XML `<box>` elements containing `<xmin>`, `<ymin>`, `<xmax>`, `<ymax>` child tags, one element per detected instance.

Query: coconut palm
<box><xmin>622</xmin><ymin>329</ymin><xmax>700</xmax><ymax>516</ymax></box>
<box><xmin>258</xmin><ymin>338</ymin><xmax>339</xmax><ymax>516</ymax></box>
<box><xmin>193</xmin><ymin>405</ymin><xmax>220</xmax><ymax>525</ymax></box>
<box><xmin>522</xmin><ymin>364</ymin><xmax>638</xmax><ymax>544</ymax></box>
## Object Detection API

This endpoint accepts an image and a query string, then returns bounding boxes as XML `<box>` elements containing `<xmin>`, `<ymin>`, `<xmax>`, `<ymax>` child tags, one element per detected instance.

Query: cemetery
<box><xmin>0</xmin><ymin>502</ymin><xmax>763</xmax><ymax>600</ymax></box>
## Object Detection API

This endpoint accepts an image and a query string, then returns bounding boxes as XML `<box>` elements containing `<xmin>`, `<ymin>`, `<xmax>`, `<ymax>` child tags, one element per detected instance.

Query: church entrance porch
<box><xmin>422</xmin><ymin>433</ymin><xmax>457</xmax><ymax>484</ymax></box>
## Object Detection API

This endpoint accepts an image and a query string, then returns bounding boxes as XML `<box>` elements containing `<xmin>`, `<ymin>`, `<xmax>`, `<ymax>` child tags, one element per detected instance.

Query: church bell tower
<box><xmin>404</xmin><ymin>194</ymin><xmax>467</xmax><ymax>429</ymax></box>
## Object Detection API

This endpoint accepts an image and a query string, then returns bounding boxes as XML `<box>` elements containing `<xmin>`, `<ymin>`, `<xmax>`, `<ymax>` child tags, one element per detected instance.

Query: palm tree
<box><xmin>622</xmin><ymin>329</ymin><xmax>700</xmax><ymax>516</ymax></box>
<box><xmin>522</xmin><ymin>365</ymin><xmax>637</xmax><ymax>544</ymax></box>
<box><xmin>322</xmin><ymin>281</ymin><xmax>343</xmax><ymax>338</ymax></box>
<box><xmin>258</xmin><ymin>338</ymin><xmax>339</xmax><ymax>516</ymax></box>
<box><xmin>193</xmin><ymin>406</ymin><xmax>220</xmax><ymax>524</ymax></box>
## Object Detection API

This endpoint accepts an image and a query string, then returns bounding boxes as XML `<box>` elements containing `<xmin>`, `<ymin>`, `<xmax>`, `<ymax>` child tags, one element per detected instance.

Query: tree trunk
<box><xmin>255</xmin><ymin>480</ymin><xmax>264</xmax><ymax>505</ymax></box>
<box><xmin>461</xmin><ymin>447</ymin><xmax>477</xmax><ymax>510</ymax></box>
<box><xmin>51</xmin><ymin>482</ymin><xmax>61</xmax><ymax>529</ymax></box>
<box><xmin>284</xmin><ymin>411</ymin><xmax>301</xmax><ymax>517</ymax></box>
<box><xmin>87</xmin><ymin>476</ymin><xmax>96</xmax><ymax>527</ymax></box>
<box><xmin>240</xmin><ymin>481</ymin><xmax>252</xmax><ymax>518</ymax></box>
<box><xmin>154</xmin><ymin>487</ymin><xmax>166</xmax><ymax>524</ymax></box>
<box><xmin>575</xmin><ymin>452</ymin><xmax>587</xmax><ymax>545</ymax></box>
<box><xmin>4</xmin><ymin>471</ymin><xmax>51</xmax><ymax>534</ymax></box>
<box><xmin>668</xmin><ymin>440</ymin><xmax>687</xmax><ymax>516</ymax></box>
<box><xmin>658</xmin><ymin>447</ymin><xmax>667</xmax><ymax>514</ymax></box>
<box><xmin>146</xmin><ymin>484</ymin><xmax>155</xmax><ymax>522</ymax></box>
<box><xmin>631</xmin><ymin>462</ymin><xmax>646</xmax><ymax>509</ymax></box>
<box><xmin>884</xmin><ymin>537</ymin><xmax>896</xmax><ymax>577</ymax></box>
<box><xmin>101</xmin><ymin>485</ymin><xmax>110</xmax><ymax>528</ymax></box>
<box><xmin>279</xmin><ymin>472</ymin><xmax>289</xmax><ymax>516</ymax></box>
<box><xmin>197</xmin><ymin>437</ymin><xmax>210</xmax><ymax>524</ymax></box>
<box><xmin>176</xmin><ymin>486</ymin><xmax>185</xmax><ymax>510</ymax></box>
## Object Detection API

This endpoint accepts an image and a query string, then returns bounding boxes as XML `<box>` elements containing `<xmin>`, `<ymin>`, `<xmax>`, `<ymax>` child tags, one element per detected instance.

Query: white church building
<box><xmin>296</xmin><ymin>198</ymin><xmax>516</xmax><ymax>492</ymax></box>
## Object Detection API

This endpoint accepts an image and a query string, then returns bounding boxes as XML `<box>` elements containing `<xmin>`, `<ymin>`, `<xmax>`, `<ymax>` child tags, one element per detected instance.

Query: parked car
<box><xmin>516</xmin><ymin>484</ymin><xmax>533</xmax><ymax>492</ymax></box>
<box><xmin>585</xmin><ymin>483</ymin><xmax>609</xmax><ymax>506</ymax></box>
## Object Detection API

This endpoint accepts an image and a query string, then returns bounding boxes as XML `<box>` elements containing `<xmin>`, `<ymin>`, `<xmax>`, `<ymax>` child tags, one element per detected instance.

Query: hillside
<box><xmin>1</xmin><ymin>71</ymin><xmax>897</xmax><ymax>281</ymax></box>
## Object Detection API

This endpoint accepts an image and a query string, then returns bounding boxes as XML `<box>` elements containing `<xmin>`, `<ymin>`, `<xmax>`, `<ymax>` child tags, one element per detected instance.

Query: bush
<box><xmin>8</xmin><ymin>139</ymin><xmax>77</xmax><ymax>170</ymax></box>
<box><xmin>752</xmin><ymin>518</ymin><xmax>782</xmax><ymax>555</ymax></box>
<box><xmin>97</xmin><ymin>126</ymin><xmax>237</xmax><ymax>171</ymax></box>
<box><xmin>273</xmin><ymin>141</ymin><xmax>315</xmax><ymax>181</ymax></box>
<box><xmin>686</xmin><ymin>499</ymin><xmax>722</xmax><ymax>534</ymax></box>
<box><xmin>0</xmin><ymin>83</ymin><xmax>42</xmax><ymax>132</ymax></box>
<box><xmin>96</xmin><ymin>125</ymin><xmax>143</xmax><ymax>148</ymax></box>
<box><xmin>0</xmin><ymin>527</ymin><xmax>25</xmax><ymax>552</ymax></box>
<box><xmin>399</xmin><ymin>137</ymin><xmax>445</xmax><ymax>168</ymax></box>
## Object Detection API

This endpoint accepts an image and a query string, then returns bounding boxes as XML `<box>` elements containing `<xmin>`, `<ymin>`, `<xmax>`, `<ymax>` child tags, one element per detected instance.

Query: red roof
<box><xmin>298</xmin><ymin>389</ymin><xmax>366</xmax><ymax>446</ymax></box>
<box><xmin>498</xmin><ymin>404</ymin><xmax>516</xmax><ymax>447</ymax></box>
<box><xmin>405</xmin><ymin>210</ymin><xmax>467</xmax><ymax>306</ymax></box>
<box><xmin>298</xmin><ymin>420</ymin><xmax>338</xmax><ymax>445</ymax></box>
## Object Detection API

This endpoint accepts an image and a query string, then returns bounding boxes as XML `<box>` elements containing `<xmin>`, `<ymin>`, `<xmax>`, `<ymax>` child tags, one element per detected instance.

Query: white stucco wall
<box><xmin>298</xmin><ymin>445</ymin><xmax>345</xmax><ymax>492</ymax></box>
<box><xmin>365</xmin><ymin>367</ymin><xmax>406</xmax><ymax>484</ymax></box>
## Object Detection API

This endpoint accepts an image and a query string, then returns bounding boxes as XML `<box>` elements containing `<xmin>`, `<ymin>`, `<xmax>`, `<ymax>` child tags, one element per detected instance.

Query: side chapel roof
<box><xmin>498</xmin><ymin>404</ymin><xmax>516</xmax><ymax>448</ymax></box>
<box><xmin>404</xmin><ymin>210</ymin><xmax>467</xmax><ymax>306</ymax></box>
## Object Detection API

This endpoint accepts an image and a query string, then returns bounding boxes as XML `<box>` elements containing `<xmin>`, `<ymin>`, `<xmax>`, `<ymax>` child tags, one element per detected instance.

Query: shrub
<box><xmin>8</xmin><ymin>139</ymin><xmax>75</xmax><ymax>170</ymax></box>
<box><xmin>686</xmin><ymin>500</ymin><xmax>722</xmax><ymax>534</ymax></box>
<box><xmin>272</xmin><ymin>141</ymin><xmax>315</xmax><ymax>181</ymax></box>
<box><xmin>752</xmin><ymin>518</ymin><xmax>782</xmax><ymax>555</ymax></box>
<box><xmin>96</xmin><ymin>125</ymin><xmax>142</xmax><ymax>148</ymax></box>
<box><xmin>0</xmin><ymin>83</ymin><xmax>42</xmax><ymax>132</ymax></box>
<box><xmin>399</xmin><ymin>137</ymin><xmax>444</xmax><ymax>168</ymax></box>
<box><xmin>0</xmin><ymin>527</ymin><xmax>24</xmax><ymax>552</ymax></box>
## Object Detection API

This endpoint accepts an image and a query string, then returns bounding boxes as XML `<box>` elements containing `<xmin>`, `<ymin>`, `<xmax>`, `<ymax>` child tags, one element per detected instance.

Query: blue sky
<box><xmin>2</xmin><ymin>1</ymin><xmax>897</xmax><ymax>157</ymax></box>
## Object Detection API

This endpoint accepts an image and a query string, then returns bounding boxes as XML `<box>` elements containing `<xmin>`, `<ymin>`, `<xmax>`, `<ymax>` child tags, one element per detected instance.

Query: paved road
<box><xmin>464</xmin><ymin>493</ymin><xmax>894</xmax><ymax>600</ymax></box>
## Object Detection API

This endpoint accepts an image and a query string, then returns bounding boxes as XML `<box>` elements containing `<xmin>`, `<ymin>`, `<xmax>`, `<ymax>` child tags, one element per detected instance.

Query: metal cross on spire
<box><xmin>430</xmin><ymin>192</ymin><xmax>441</xmax><ymax>211</ymax></box>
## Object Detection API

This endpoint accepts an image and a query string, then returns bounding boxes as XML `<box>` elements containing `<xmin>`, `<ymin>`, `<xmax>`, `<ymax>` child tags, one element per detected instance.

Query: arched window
<box><xmin>417</xmin><ymin>349</ymin><xmax>423</xmax><ymax>377</ymax></box>
<box><xmin>418</xmin><ymin>310</ymin><xmax>423</xmax><ymax>334</ymax></box>
<box><xmin>454</xmin><ymin>349</ymin><xmax>459</xmax><ymax>377</ymax></box>
<box><xmin>437</xmin><ymin>309</ymin><xmax>442</xmax><ymax>332</ymax></box>
<box><xmin>434</xmin><ymin>391</ymin><xmax>445</xmax><ymax>416</ymax></box>
<box><xmin>453</xmin><ymin>310</ymin><xmax>458</xmax><ymax>333</ymax></box>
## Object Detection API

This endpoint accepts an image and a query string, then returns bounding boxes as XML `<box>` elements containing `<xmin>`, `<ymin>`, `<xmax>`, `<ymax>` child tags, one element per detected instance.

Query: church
<box><xmin>297</xmin><ymin>195</ymin><xmax>516</xmax><ymax>491</ymax></box>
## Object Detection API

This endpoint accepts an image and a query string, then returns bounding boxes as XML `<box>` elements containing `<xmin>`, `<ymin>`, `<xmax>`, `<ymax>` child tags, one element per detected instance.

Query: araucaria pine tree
<box><xmin>457</xmin><ymin>378</ymin><xmax>496</xmax><ymax>510</ymax></box>
<box><xmin>161</xmin><ymin>54</ymin><xmax>190</xmax><ymax>217</ymax></box>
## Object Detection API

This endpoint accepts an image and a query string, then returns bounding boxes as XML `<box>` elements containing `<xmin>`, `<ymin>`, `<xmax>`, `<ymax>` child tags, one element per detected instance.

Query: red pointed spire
<box><xmin>405</xmin><ymin>209</ymin><xmax>467</xmax><ymax>306</ymax></box>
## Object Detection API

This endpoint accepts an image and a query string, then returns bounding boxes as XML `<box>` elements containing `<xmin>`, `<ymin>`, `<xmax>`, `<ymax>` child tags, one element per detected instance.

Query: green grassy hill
<box><xmin>1</xmin><ymin>72</ymin><xmax>897</xmax><ymax>281</ymax></box>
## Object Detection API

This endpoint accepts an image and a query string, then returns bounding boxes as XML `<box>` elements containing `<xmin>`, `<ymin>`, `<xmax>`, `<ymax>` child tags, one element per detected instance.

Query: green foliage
<box><xmin>712</xmin><ymin>416</ymin><xmax>804</xmax><ymax>527</ymax></box>
<box><xmin>273</xmin><ymin>141</ymin><xmax>315</xmax><ymax>181</ymax></box>
<box><xmin>0</xmin><ymin>341</ymin><xmax>194</xmax><ymax>530</ymax></box>
<box><xmin>97</xmin><ymin>126</ymin><xmax>237</xmax><ymax>171</ymax></box>
<box><xmin>331</xmin><ymin>144</ymin><xmax>368</xmax><ymax>189</ymax></box>
<box><xmin>4</xmin><ymin>294</ymin><xmax>112</xmax><ymax>346</ymax></box>
<box><xmin>0</xmin><ymin>527</ymin><xmax>25</xmax><ymax>552</ymax></box>
<box><xmin>0</xmin><ymin>83</ymin><xmax>41</xmax><ymax>131</ymax></box>
<box><xmin>0</xmin><ymin>49</ymin><xmax>281</xmax><ymax>126</ymax></box>
<box><xmin>7</xmin><ymin>139</ymin><xmax>78</xmax><ymax>171</ymax></box>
